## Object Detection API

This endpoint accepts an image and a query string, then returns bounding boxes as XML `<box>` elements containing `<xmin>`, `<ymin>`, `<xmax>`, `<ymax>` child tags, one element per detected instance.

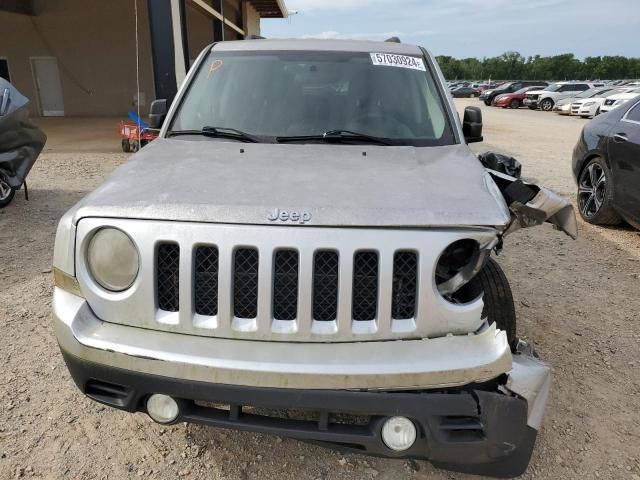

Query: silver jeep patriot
<box><xmin>53</xmin><ymin>39</ymin><xmax>577</xmax><ymax>478</ymax></box>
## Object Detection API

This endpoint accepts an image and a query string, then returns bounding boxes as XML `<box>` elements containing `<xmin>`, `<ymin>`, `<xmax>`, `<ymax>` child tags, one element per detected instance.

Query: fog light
<box><xmin>381</xmin><ymin>416</ymin><xmax>417</xmax><ymax>451</ymax></box>
<box><xmin>146</xmin><ymin>394</ymin><xmax>179</xmax><ymax>424</ymax></box>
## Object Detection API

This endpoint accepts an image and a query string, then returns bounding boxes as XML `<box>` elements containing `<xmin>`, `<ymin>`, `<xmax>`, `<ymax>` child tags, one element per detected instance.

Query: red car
<box><xmin>494</xmin><ymin>86</ymin><xmax>546</xmax><ymax>108</ymax></box>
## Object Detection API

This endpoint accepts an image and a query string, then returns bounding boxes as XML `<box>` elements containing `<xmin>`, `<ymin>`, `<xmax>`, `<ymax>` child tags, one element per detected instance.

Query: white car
<box><xmin>569</xmin><ymin>89</ymin><xmax>631</xmax><ymax>118</ymax></box>
<box><xmin>599</xmin><ymin>88</ymin><xmax>640</xmax><ymax>114</ymax></box>
<box><xmin>524</xmin><ymin>82</ymin><xmax>604</xmax><ymax>111</ymax></box>
<box><xmin>553</xmin><ymin>87</ymin><xmax>614</xmax><ymax>116</ymax></box>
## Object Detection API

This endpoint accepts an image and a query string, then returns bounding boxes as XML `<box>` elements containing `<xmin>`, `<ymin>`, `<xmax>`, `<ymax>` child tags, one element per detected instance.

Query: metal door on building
<box><xmin>31</xmin><ymin>57</ymin><xmax>64</xmax><ymax>116</ymax></box>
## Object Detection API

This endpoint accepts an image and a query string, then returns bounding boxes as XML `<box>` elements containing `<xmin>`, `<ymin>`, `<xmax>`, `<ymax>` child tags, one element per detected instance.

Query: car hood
<box><xmin>70</xmin><ymin>138</ymin><xmax>511</xmax><ymax>228</ymax></box>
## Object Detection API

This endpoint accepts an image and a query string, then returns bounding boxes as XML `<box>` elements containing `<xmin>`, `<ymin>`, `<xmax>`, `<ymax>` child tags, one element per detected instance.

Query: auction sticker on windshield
<box><xmin>370</xmin><ymin>53</ymin><xmax>426</xmax><ymax>71</ymax></box>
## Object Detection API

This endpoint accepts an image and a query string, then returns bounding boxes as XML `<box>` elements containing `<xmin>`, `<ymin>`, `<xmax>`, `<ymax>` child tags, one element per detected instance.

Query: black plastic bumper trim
<box><xmin>61</xmin><ymin>350</ymin><xmax>537</xmax><ymax>478</ymax></box>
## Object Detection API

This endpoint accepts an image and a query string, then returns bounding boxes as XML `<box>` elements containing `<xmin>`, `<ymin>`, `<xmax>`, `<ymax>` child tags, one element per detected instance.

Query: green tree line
<box><xmin>436</xmin><ymin>52</ymin><xmax>640</xmax><ymax>81</ymax></box>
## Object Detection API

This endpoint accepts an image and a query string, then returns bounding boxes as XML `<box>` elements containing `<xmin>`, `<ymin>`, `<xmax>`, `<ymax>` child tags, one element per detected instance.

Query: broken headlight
<box><xmin>436</xmin><ymin>239</ymin><xmax>489</xmax><ymax>297</ymax></box>
<box><xmin>87</xmin><ymin>228</ymin><xmax>139</xmax><ymax>292</ymax></box>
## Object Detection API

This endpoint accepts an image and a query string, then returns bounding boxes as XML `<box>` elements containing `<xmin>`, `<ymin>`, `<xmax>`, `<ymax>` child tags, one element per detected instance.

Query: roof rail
<box><xmin>245</xmin><ymin>34</ymin><xmax>266</xmax><ymax>40</ymax></box>
<box><xmin>385</xmin><ymin>37</ymin><xmax>401</xmax><ymax>43</ymax></box>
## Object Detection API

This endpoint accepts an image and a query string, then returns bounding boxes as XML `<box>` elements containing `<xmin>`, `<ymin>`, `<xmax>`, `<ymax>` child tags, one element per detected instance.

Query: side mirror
<box><xmin>149</xmin><ymin>99</ymin><xmax>167</xmax><ymax>129</ymax></box>
<box><xmin>463</xmin><ymin>106</ymin><xmax>483</xmax><ymax>143</ymax></box>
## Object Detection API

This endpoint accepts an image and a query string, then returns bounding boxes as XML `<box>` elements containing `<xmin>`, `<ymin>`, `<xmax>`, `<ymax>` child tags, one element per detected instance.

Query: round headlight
<box><xmin>87</xmin><ymin>228</ymin><xmax>139</xmax><ymax>292</ymax></box>
<box><xmin>381</xmin><ymin>417</ymin><xmax>417</xmax><ymax>451</ymax></box>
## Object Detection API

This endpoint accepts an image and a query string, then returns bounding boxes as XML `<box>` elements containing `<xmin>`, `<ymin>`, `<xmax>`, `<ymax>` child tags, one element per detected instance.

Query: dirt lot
<box><xmin>1</xmin><ymin>102</ymin><xmax>639</xmax><ymax>480</ymax></box>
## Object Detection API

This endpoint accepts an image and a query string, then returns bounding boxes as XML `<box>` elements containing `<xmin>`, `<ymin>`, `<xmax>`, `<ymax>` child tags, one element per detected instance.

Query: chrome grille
<box><xmin>273</xmin><ymin>250</ymin><xmax>299</xmax><ymax>321</ymax></box>
<box><xmin>157</xmin><ymin>243</ymin><xmax>179</xmax><ymax>312</ymax></box>
<box><xmin>352</xmin><ymin>251</ymin><xmax>379</xmax><ymax>321</ymax></box>
<box><xmin>233</xmin><ymin>248</ymin><xmax>259</xmax><ymax>319</ymax></box>
<box><xmin>312</xmin><ymin>251</ymin><xmax>339</xmax><ymax>321</ymax></box>
<box><xmin>194</xmin><ymin>246</ymin><xmax>218</xmax><ymax>316</ymax></box>
<box><xmin>392</xmin><ymin>251</ymin><xmax>418</xmax><ymax>319</ymax></box>
<box><xmin>77</xmin><ymin>220</ymin><xmax>493</xmax><ymax>342</ymax></box>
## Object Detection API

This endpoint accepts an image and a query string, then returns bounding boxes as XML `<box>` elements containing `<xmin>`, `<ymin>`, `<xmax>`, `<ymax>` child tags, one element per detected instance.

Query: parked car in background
<box><xmin>599</xmin><ymin>88</ymin><xmax>640</xmax><ymax>114</ymax></box>
<box><xmin>570</xmin><ymin>89</ymin><xmax>631</xmax><ymax>118</ymax></box>
<box><xmin>553</xmin><ymin>87</ymin><xmax>614</xmax><ymax>116</ymax></box>
<box><xmin>573</xmin><ymin>95</ymin><xmax>640</xmax><ymax>229</ymax></box>
<box><xmin>494</xmin><ymin>86</ymin><xmax>547</xmax><ymax>109</ymax></box>
<box><xmin>451</xmin><ymin>86</ymin><xmax>481</xmax><ymax>98</ymax></box>
<box><xmin>480</xmin><ymin>81</ymin><xmax>548</xmax><ymax>106</ymax></box>
<box><xmin>525</xmin><ymin>82</ymin><xmax>604</xmax><ymax>111</ymax></box>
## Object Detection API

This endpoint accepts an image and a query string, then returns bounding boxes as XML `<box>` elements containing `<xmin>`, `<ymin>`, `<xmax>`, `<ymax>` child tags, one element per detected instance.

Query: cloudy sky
<box><xmin>262</xmin><ymin>0</ymin><xmax>640</xmax><ymax>59</ymax></box>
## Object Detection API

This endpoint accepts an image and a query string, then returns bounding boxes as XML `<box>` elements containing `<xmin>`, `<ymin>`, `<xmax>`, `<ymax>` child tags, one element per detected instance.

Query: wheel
<box><xmin>452</xmin><ymin>257</ymin><xmax>517</xmax><ymax>349</ymax></box>
<box><xmin>130</xmin><ymin>140</ymin><xmax>140</xmax><ymax>153</ymax></box>
<box><xmin>484</xmin><ymin>100</ymin><xmax>491</xmax><ymax>106</ymax></box>
<box><xmin>509</xmin><ymin>99</ymin><xmax>521</xmax><ymax>109</ymax></box>
<box><xmin>595</xmin><ymin>107</ymin><xmax>601</xmax><ymax>116</ymax></box>
<box><xmin>0</xmin><ymin>175</ymin><xmax>16</xmax><ymax>208</ymax></box>
<box><xmin>577</xmin><ymin>157</ymin><xmax>622</xmax><ymax>225</ymax></box>
<box><xmin>121</xmin><ymin>139</ymin><xmax>131</xmax><ymax>152</ymax></box>
<box><xmin>540</xmin><ymin>98</ymin><xmax>554</xmax><ymax>111</ymax></box>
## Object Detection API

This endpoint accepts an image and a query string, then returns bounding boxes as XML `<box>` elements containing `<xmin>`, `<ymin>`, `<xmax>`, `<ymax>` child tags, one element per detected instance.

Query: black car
<box><xmin>451</xmin><ymin>86</ymin><xmax>480</xmax><ymax>98</ymax></box>
<box><xmin>572</xmin><ymin>95</ymin><xmax>640</xmax><ymax>230</ymax></box>
<box><xmin>480</xmin><ymin>81</ymin><xmax>549</xmax><ymax>106</ymax></box>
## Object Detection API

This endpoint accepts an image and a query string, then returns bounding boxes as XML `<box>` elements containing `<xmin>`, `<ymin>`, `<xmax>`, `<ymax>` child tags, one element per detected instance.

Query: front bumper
<box><xmin>54</xmin><ymin>288</ymin><xmax>551</xmax><ymax>477</ymax></box>
<box><xmin>523</xmin><ymin>98</ymin><xmax>539</xmax><ymax>108</ymax></box>
<box><xmin>62</xmin><ymin>351</ymin><xmax>540</xmax><ymax>478</ymax></box>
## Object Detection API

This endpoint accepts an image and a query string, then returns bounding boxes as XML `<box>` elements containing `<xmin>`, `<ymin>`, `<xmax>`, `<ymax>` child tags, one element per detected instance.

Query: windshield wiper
<box><xmin>168</xmin><ymin>126</ymin><xmax>262</xmax><ymax>143</ymax></box>
<box><xmin>277</xmin><ymin>130</ymin><xmax>394</xmax><ymax>146</ymax></box>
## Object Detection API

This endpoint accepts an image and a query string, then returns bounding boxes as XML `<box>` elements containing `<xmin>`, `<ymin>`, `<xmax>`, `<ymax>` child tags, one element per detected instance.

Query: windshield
<box><xmin>543</xmin><ymin>83</ymin><xmax>563</xmax><ymax>92</ymax></box>
<box><xmin>602</xmin><ymin>89</ymin><xmax>625</xmax><ymax>98</ymax></box>
<box><xmin>575</xmin><ymin>88</ymin><xmax>600</xmax><ymax>98</ymax></box>
<box><xmin>170</xmin><ymin>50</ymin><xmax>454</xmax><ymax>146</ymax></box>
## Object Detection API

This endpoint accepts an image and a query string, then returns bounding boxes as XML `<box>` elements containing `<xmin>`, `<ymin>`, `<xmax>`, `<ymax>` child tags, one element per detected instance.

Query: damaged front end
<box><xmin>435</xmin><ymin>157</ymin><xmax>577</xmax><ymax>308</ymax></box>
<box><xmin>488</xmin><ymin>170</ymin><xmax>578</xmax><ymax>240</ymax></box>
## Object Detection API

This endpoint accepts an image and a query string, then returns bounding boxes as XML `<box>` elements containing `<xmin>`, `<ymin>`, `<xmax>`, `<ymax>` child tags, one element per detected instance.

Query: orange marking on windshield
<box><xmin>207</xmin><ymin>60</ymin><xmax>224</xmax><ymax>79</ymax></box>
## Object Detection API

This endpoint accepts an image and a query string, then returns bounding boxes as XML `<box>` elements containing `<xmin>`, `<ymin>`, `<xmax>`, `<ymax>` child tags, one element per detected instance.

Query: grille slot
<box><xmin>313</xmin><ymin>251</ymin><xmax>339</xmax><ymax>321</ymax></box>
<box><xmin>273</xmin><ymin>250</ymin><xmax>299</xmax><ymax>321</ymax></box>
<box><xmin>234</xmin><ymin>248</ymin><xmax>259</xmax><ymax>319</ymax></box>
<box><xmin>157</xmin><ymin>243</ymin><xmax>180</xmax><ymax>312</ymax></box>
<box><xmin>352</xmin><ymin>251</ymin><xmax>379</xmax><ymax>321</ymax></box>
<box><xmin>439</xmin><ymin>416</ymin><xmax>485</xmax><ymax>442</ymax></box>
<box><xmin>194</xmin><ymin>246</ymin><xmax>219</xmax><ymax>316</ymax></box>
<box><xmin>392</xmin><ymin>251</ymin><xmax>418</xmax><ymax>319</ymax></box>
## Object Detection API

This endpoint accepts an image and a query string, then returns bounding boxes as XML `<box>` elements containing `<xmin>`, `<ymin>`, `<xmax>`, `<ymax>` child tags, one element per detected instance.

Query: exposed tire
<box><xmin>484</xmin><ymin>100</ymin><xmax>491</xmax><ymax>106</ymax></box>
<box><xmin>122</xmin><ymin>139</ymin><xmax>131</xmax><ymax>153</ymax></box>
<box><xmin>540</xmin><ymin>98</ymin><xmax>554</xmax><ymax>111</ymax></box>
<box><xmin>509</xmin><ymin>99</ymin><xmax>521</xmax><ymax>109</ymax></box>
<box><xmin>452</xmin><ymin>257</ymin><xmax>517</xmax><ymax>349</ymax></box>
<box><xmin>577</xmin><ymin>156</ymin><xmax>622</xmax><ymax>225</ymax></box>
<box><xmin>130</xmin><ymin>140</ymin><xmax>140</xmax><ymax>153</ymax></box>
<box><xmin>595</xmin><ymin>107</ymin><xmax>601</xmax><ymax>116</ymax></box>
<box><xmin>0</xmin><ymin>175</ymin><xmax>16</xmax><ymax>209</ymax></box>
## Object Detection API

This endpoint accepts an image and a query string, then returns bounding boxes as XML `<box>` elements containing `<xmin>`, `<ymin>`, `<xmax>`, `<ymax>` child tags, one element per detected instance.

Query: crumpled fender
<box><xmin>503</xmin><ymin>341</ymin><xmax>552</xmax><ymax>430</ymax></box>
<box><xmin>487</xmin><ymin>170</ymin><xmax>578</xmax><ymax>239</ymax></box>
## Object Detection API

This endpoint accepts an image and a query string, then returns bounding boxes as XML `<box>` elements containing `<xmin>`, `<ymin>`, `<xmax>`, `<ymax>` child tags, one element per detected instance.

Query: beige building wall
<box><xmin>186</xmin><ymin>2</ymin><xmax>215</xmax><ymax>64</ymax></box>
<box><xmin>0</xmin><ymin>0</ymin><xmax>156</xmax><ymax>117</ymax></box>
<box><xmin>0</xmin><ymin>0</ymin><xmax>275</xmax><ymax>116</ymax></box>
<box><xmin>243</xmin><ymin>1</ymin><xmax>261</xmax><ymax>37</ymax></box>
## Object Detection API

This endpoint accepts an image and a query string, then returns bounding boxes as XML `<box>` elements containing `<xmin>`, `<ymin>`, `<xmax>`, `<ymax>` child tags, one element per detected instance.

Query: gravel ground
<box><xmin>1</xmin><ymin>103</ymin><xmax>639</xmax><ymax>480</ymax></box>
